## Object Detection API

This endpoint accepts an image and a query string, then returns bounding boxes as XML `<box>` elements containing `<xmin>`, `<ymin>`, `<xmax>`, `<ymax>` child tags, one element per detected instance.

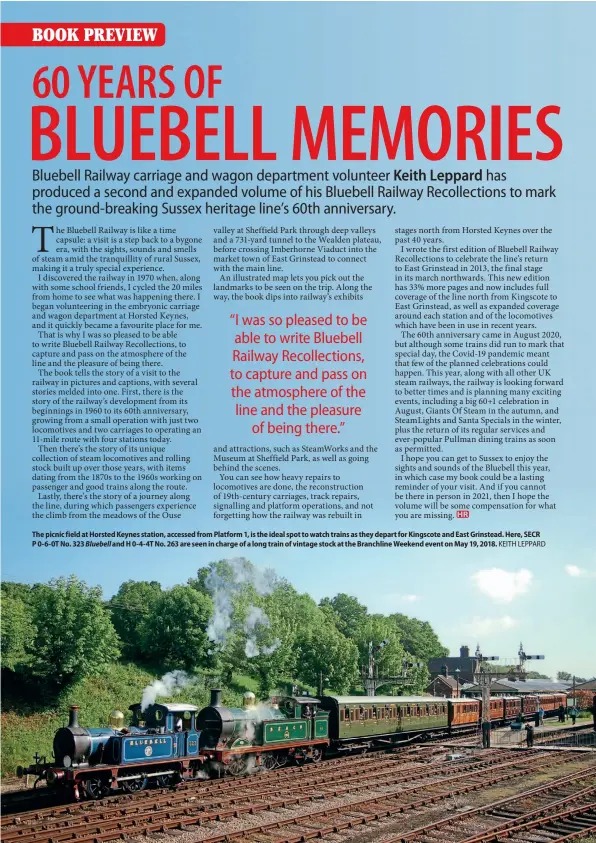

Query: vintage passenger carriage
<box><xmin>321</xmin><ymin>695</ymin><xmax>450</xmax><ymax>744</ymax></box>
<box><xmin>521</xmin><ymin>695</ymin><xmax>539</xmax><ymax>717</ymax></box>
<box><xmin>537</xmin><ymin>693</ymin><xmax>567</xmax><ymax>713</ymax></box>
<box><xmin>449</xmin><ymin>698</ymin><xmax>480</xmax><ymax>728</ymax></box>
<box><xmin>503</xmin><ymin>696</ymin><xmax>522</xmax><ymax>721</ymax></box>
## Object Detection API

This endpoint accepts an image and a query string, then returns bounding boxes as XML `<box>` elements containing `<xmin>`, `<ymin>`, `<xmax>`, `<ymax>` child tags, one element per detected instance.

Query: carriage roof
<box><xmin>129</xmin><ymin>703</ymin><xmax>200</xmax><ymax>713</ymax></box>
<box><xmin>323</xmin><ymin>695</ymin><xmax>439</xmax><ymax>705</ymax></box>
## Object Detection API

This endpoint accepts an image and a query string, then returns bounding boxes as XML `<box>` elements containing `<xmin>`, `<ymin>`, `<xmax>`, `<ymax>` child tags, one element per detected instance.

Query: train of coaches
<box><xmin>17</xmin><ymin>689</ymin><xmax>569</xmax><ymax>800</ymax></box>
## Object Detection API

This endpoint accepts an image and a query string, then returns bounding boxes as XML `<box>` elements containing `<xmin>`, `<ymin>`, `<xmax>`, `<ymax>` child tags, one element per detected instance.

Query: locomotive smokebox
<box><xmin>68</xmin><ymin>705</ymin><xmax>80</xmax><ymax>728</ymax></box>
<box><xmin>198</xmin><ymin>691</ymin><xmax>234</xmax><ymax>749</ymax></box>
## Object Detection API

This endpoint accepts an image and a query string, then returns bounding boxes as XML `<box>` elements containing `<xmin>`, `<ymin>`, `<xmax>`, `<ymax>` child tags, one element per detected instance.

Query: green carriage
<box><xmin>321</xmin><ymin>695</ymin><xmax>449</xmax><ymax>744</ymax></box>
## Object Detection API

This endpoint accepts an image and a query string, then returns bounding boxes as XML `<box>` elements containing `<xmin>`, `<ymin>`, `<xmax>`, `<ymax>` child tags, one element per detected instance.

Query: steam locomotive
<box><xmin>17</xmin><ymin>688</ymin><xmax>568</xmax><ymax>800</ymax></box>
<box><xmin>17</xmin><ymin>701</ymin><xmax>204</xmax><ymax>800</ymax></box>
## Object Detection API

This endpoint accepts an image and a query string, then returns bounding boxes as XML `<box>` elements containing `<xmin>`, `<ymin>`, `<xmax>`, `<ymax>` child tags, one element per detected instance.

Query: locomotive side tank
<box><xmin>52</xmin><ymin>705</ymin><xmax>118</xmax><ymax>770</ymax></box>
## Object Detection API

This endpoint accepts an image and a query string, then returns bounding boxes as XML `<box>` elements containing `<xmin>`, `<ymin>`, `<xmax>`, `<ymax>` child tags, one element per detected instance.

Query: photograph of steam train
<box><xmin>17</xmin><ymin>688</ymin><xmax>569</xmax><ymax>800</ymax></box>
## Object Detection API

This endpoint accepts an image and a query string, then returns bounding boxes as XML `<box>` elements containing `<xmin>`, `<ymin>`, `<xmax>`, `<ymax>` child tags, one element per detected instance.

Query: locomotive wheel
<box><xmin>121</xmin><ymin>776</ymin><xmax>147</xmax><ymax>793</ymax></box>
<box><xmin>310</xmin><ymin>747</ymin><xmax>323</xmax><ymax>763</ymax></box>
<box><xmin>83</xmin><ymin>776</ymin><xmax>111</xmax><ymax>800</ymax></box>
<box><xmin>226</xmin><ymin>753</ymin><xmax>255</xmax><ymax>776</ymax></box>
<box><xmin>153</xmin><ymin>773</ymin><xmax>173</xmax><ymax>788</ymax></box>
<box><xmin>260</xmin><ymin>752</ymin><xmax>278</xmax><ymax>771</ymax></box>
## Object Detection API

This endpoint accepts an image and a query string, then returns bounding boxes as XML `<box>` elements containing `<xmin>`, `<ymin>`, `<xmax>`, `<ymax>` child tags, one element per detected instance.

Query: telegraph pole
<box><xmin>475</xmin><ymin>645</ymin><xmax>500</xmax><ymax>748</ymax></box>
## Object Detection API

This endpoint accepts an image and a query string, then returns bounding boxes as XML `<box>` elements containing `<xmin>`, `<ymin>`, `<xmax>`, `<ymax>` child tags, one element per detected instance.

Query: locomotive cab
<box><xmin>128</xmin><ymin>702</ymin><xmax>200</xmax><ymax>758</ymax></box>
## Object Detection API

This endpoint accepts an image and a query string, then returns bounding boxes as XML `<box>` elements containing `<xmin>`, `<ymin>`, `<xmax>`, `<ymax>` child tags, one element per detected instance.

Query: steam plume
<box><xmin>205</xmin><ymin>558</ymin><xmax>280</xmax><ymax>658</ymax></box>
<box><xmin>140</xmin><ymin>670</ymin><xmax>191</xmax><ymax>711</ymax></box>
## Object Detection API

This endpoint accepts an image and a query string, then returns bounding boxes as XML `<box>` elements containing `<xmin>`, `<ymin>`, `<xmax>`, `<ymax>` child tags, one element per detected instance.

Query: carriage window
<box><xmin>359</xmin><ymin>707</ymin><xmax>365</xmax><ymax>719</ymax></box>
<box><xmin>350</xmin><ymin>708</ymin><xmax>356</xmax><ymax>721</ymax></box>
<box><xmin>372</xmin><ymin>707</ymin><xmax>377</xmax><ymax>719</ymax></box>
<box><xmin>340</xmin><ymin>710</ymin><xmax>344</xmax><ymax>722</ymax></box>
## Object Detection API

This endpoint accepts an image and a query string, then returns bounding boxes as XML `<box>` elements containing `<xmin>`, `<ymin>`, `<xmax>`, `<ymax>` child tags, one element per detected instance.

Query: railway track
<box><xmin>460</xmin><ymin>804</ymin><xmax>596</xmax><ymax>842</ymax></box>
<box><xmin>396</xmin><ymin>769</ymin><xmax>596</xmax><ymax>841</ymax></box>
<box><xmin>0</xmin><ymin>743</ymin><xmax>464</xmax><ymax>826</ymax></box>
<box><xmin>0</xmin><ymin>749</ymin><xmax>516</xmax><ymax>834</ymax></box>
<box><xmin>0</xmin><ymin>744</ymin><xmax>444</xmax><ymax>820</ymax></box>
<box><xmin>3</xmin><ymin>750</ymin><xmax>593</xmax><ymax>843</ymax></box>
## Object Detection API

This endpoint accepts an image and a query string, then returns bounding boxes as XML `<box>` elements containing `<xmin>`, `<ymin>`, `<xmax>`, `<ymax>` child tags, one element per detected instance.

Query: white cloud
<box><xmin>464</xmin><ymin>616</ymin><xmax>519</xmax><ymax>637</ymax></box>
<box><xmin>381</xmin><ymin>593</ymin><xmax>422</xmax><ymax>605</ymax></box>
<box><xmin>565</xmin><ymin>565</ymin><xmax>596</xmax><ymax>578</ymax></box>
<box><xmin>471</xmin><ymin>568</ymin><xmax>533</xmax><ymax>603</ymax></box>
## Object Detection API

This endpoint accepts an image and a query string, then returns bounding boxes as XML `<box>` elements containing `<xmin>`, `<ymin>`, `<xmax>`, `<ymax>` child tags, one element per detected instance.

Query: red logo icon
<box><xmin>456</xmin><ymin>510</ymin><xmax>470</xmax><ymax>518</ymax></box>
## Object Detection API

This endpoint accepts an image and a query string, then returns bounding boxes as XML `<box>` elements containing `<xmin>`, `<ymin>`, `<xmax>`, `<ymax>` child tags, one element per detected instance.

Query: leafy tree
<box><xmin>296</xmin><ymin>611</ymin><xmax>359</xmax><ymax>694</ymax></box>
<box><xmin>244</xmin><ymin>584</ymin><xmax>313</xmax><ymax>698</ymax></box>
<box><xmin>30</xmin><ymin>576</ymin><xmax>120</xmax><ymax>684</ymax></box>
<box><xmin>389</xmin><ymin>614</ymin><xmax>449</xmax><ymax>662</ymax></box>
<box><xmin>319</xmin><ymin>593</ymin><xmax>368</xmax><ymax>639</ymax></box>
<box><xmin>1</xmin><ymin>582</ymin><xmax>36</xmax><ymax>604</ymax></box>
<box><xmin>557</xmin><ymin>671</ymin><xmax>587</xmax><ymax>683</ymax></box>
<box><xmin>139</xmin><ymin>585</ymin><xmax>212</xmax><ymax>671</ymax></box>
<box><xmin>0</xmin><ymin>595</ymin><xmax>36</xmax><ymax>671</ymax></box>
<box><xmin>353</xmin><ymin>614</ymin><xmax>407</xmax><ymax>681</ymax></box>
<box><xmin>109</xmin><ymin>580</ymin><xmax>163</xmax><ymax>660</ymax></box>
<box><xmin>190</xmin><ymin>559</ymin><xmax>290</xmax><ymax>694</ymax></box>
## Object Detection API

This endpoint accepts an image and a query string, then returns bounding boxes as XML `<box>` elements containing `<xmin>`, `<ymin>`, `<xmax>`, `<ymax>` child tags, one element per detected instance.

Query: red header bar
<box><xmin>1</xmin><ymin>23</ymin><xmax>165</xmax><ymax>46</ymax></box>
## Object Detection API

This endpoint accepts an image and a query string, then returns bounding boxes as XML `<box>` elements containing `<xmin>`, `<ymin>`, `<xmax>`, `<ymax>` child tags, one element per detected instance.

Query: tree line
<box><xmin>1</xmin><ymin>559</ymin><xmax>449</xmax><ymax>698</ymax></box>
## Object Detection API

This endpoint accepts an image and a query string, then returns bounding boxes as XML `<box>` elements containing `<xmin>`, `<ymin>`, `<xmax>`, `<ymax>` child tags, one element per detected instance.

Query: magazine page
<box><xmin>1</xmin><ymin>0</ymin><xmax>595</xmax><ymax>833</ymax></box>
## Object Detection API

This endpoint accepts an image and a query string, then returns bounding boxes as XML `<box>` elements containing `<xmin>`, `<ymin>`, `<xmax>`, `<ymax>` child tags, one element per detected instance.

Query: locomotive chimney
<box><xmin>210</xmin><ymin>689</ymin><xmax>222</xmax><ymax>707</ymax></box>
<box><xmin>68</xmin><ymin>705</ymin><xmax>80</xmax><ymax>728</ymax></box>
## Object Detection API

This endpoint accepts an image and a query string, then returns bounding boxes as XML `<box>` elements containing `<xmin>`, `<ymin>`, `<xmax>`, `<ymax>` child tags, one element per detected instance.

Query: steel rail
<box><xmin>395</xmin><ymin>775</ymin><xmax>596</xmax><ymax>841</ymax></box>
<box><xmin>458</xmin><ymin>802</ymin><xmax>596</xmax><ymax>843</ymax></box>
